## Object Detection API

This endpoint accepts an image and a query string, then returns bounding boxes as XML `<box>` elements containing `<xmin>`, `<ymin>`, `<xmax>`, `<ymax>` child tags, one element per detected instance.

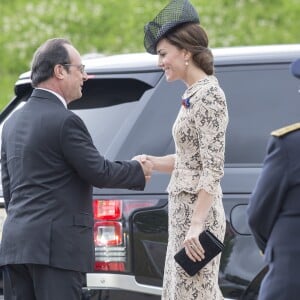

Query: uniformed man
<box><xmin>247</xmin><ymin>58</ymin><xmax>300</xmax><ymax>300</ymax></box>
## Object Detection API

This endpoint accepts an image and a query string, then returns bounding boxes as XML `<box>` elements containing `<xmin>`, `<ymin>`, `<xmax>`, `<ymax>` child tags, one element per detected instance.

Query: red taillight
<box><xmin>94</xmin><ymin>221</ymin><xmax>122</xmax><ymax>246</ymax></box>
<box><xmin>93</xmin><ymin>200</ymin><xmax>122</xmax><ymax>220</ymax></box>
<box><xmin>93</xmin><ymin>198</ymin><xmax>161</xmax><ymax>273</ymax></box>
<box><xmin>94</xmin><ymin>261</ymin><xmax>125</xmax><ymax>272</ymax></box>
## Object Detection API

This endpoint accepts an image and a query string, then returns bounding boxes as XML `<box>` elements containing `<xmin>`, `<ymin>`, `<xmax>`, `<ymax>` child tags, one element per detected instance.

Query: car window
<box><xmin>217</xmin><ymin>63</ymin><xmax>300</xmax><ymax>165</ymax></box>
<box><xmin>73</xmin><ymin>102</ymin><xmax>136</xmax><ymax>155</ymax></box>
<box><xmin>69</xmin><ymin>77</ymin><xmax>154</xmax><ymax>155</ymax></box>
<box><xmin>69</xmin><ymin>78</ymin><xmax>153</xmax><ymax>110</ymax></box>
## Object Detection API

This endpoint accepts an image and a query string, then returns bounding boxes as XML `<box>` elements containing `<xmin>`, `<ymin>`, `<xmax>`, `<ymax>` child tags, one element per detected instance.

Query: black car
<box><xmin>1</xmin><ymin>44</ymin><xmax>300</xmax><ymax>300</ymax></box>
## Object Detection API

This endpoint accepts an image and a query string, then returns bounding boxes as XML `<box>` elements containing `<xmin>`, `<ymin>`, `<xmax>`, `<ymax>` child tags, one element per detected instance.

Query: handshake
<box><xmin>132</xmin><ymin>154</ymin><xmax>153</xmax><ymax>182</ymax></box>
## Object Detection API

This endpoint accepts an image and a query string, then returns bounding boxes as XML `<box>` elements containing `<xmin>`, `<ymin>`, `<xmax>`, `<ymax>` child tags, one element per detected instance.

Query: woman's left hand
<box><xmin>183</xmin><ymin>225</ymin><xmax>205</xmax><ymax>262</ymax></box>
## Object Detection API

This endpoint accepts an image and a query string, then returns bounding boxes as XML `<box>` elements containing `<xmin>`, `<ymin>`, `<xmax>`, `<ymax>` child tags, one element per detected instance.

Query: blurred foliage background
<box><xmin>1</xmin><ymin>0</ymin><xmax>300</xmax><ymax>109</ymax></box>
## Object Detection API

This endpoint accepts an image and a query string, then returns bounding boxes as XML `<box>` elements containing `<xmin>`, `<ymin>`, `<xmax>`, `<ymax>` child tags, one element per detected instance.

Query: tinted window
<box><xmin>217</xmin><ymin>63</ymin><xmax>300</xmax><ymax>165</ymax></box>
<box><xmin>69</xmin><ymin>78</ymin><xmax>152</xmax><ymax>109</ymax></box>
<box><xmin>69</xmin><ymin>78</ymin><xmax>153</xmax><ymax>155</ymax></box>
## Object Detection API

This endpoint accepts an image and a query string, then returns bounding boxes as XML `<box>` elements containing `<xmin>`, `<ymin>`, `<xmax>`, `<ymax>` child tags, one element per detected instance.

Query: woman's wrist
<box><xmin>191</xmin><ymin>218</ymin><xmax>205</xmax><ymax>228</ymax></box>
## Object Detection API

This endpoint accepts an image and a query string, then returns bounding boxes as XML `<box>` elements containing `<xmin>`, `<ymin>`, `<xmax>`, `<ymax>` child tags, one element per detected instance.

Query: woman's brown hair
<box><xmin>164</xmin><ymin>23</ymin><xmax>214</xmax><ymax>75</ymax></box>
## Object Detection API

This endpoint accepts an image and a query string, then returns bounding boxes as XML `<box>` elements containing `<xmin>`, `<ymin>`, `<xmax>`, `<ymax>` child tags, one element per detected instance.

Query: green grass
<box><xmin>1</xmin><ymin>0</ymin><xmax>300</xmax><ymax>110</ymax></box>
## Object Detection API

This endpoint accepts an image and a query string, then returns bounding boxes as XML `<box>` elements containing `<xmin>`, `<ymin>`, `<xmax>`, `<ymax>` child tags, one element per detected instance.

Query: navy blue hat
<box><xmin>291</xmin><ymin>59</ymin><xmax>300</xmax><ymax>79</ymax></box>
<box><xmin>144</xmin><ymin>0</ymin><xmax>200</xmax><ymax>54</ymax></box>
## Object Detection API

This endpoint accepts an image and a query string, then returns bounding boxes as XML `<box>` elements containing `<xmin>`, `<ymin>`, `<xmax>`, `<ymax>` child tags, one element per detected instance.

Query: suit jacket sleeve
<box><xmin>60</xmin><ymin>113</ymin><xmax>145</xmax><ymax>190</ymax></box>
<box><xmin>247</xmin><ymin>136</ymin><xmax>289</xmax><ymax>252</ymax></box>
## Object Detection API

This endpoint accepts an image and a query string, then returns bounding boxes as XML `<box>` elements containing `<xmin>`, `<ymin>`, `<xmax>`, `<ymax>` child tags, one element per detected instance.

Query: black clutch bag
<box><xmin>174</xmin><ymin>230</ymin><xmax>224</xmax><ymax>276</ymax></box>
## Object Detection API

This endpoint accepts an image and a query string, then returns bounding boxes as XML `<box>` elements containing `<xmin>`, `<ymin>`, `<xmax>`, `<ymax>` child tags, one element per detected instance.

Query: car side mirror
<box><xmin>230</xmin><ymin>204</ymin><xmax>251</xmax><ymax>235</ymax></box>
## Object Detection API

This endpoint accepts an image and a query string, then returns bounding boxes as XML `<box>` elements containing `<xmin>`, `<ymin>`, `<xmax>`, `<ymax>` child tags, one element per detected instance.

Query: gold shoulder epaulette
<box><xmin>271</xmin><ymin>123</ymin><xmax>300</xmax><ymax>137</ymax></box>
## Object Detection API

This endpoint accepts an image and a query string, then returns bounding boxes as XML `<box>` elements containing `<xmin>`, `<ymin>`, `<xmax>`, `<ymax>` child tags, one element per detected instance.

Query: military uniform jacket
<box><xmin>247</xmin><ymin>123</ymin><xmax>300</xmax><ymax>299</ymax></box>
<box><xmin>0</xmin><ymin>89</ymin><xmax>145</xmax><ymax>273</ymax></box>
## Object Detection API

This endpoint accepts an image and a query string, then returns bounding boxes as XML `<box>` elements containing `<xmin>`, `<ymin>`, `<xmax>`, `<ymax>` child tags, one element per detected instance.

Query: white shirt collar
<box><xmin>36</xmin><ymin>88</ymin><xmax>67</xmax><ymax>109</ymax></box>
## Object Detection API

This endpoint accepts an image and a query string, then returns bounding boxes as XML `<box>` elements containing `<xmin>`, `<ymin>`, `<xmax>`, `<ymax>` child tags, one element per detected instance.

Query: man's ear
<box><xmin>54</xmin><ymin>64</ymin><xmax>65</xmax><ymax>79</ymax></box>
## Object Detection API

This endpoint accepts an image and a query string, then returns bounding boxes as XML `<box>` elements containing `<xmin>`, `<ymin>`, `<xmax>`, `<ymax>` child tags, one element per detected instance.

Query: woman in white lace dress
<box><xmin>137</xmin><ymin>1</ymin><xmax>229</xmax><ymax>299</ymax></box>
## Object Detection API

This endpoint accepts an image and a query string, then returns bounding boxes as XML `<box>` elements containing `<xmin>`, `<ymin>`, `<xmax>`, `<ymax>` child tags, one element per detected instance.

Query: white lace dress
<box><xmin>162</xmin><ymin>76</ymin><xmax>228</xmax><ymax>300</ymax></box>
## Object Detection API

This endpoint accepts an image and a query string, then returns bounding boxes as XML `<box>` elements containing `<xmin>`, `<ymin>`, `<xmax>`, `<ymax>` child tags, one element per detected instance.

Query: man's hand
<box><xmin>132</xmin><ymin>154</ymin><xmax>153</xmax><ymax>182</ymax></box>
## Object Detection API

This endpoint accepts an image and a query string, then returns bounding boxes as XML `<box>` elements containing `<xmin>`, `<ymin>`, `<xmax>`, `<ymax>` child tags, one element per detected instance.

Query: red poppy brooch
<box><xmin>182</xmin><ymin>97</ymin><xmax>190</xmax><ymax>108</ymax></box>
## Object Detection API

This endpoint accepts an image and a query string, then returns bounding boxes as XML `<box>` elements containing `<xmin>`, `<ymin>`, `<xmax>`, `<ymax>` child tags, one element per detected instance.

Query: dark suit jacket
<box><xmin>247</xmin><ymin>125</ymin><xmax>300</xmax><ymax>299</ymax></box>
<box><xmin>0</xmin><ymin>89</ymin><xmax>145</xmax><ymax>273</ymax></box>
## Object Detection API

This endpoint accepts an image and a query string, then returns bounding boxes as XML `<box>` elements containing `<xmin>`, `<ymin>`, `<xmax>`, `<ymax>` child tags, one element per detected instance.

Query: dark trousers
<box><xmin>2</xmin><ymin>264</ymin><xmax>85</xmax><ymax>300</ymax></box>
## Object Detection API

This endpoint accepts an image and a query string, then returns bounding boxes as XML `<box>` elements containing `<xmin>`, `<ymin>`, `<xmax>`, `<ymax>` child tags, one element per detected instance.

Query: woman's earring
<box><xmin>185</xmin><ymin>60</ymin><xmax>189</xmax><ymax>66</ymax></box>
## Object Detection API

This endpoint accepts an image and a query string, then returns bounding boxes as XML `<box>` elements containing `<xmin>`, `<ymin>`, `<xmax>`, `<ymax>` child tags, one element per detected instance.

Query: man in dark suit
<box><xmin>0</xmin><ymin>38</ymin><xmax>152</xmax><ymax>300</ymax></box>
<box><xmin>247</xmin><ymin>58</ymin><xmax>300</xmax><ymax>300</ymax></box>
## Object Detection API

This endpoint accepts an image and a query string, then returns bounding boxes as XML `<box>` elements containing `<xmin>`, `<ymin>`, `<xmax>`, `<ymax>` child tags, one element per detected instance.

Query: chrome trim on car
<box><xmin>86</xmin><ymin>273</ymin><xmax>235</xmax><ymax>299</ymax></box>
<box><xmin>86</xmin><ymin>273</ymin><xmax>162</xmax><ymax>295</ymax></box>
<box><xmin>95</xmin><ymin>246</ymin><xmax>126</xmax><ymax>262</ymax></box>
